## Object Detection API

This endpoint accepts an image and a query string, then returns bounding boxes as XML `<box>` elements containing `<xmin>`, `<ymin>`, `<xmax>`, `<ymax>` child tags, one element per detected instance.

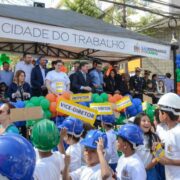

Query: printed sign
<box><xmin>90</xmin><ymin>103</ymin><xmax>112</xmax><ymax>115</ymax></box>
<box><xmin>70</xmin><ymin>93</ymin><xmax>92</xmax><ymax>102</ymax></box>
<box><xmin>57</xmin><ymin>98</ymin><xmax>97</xmax><ymax>126</ymax></box>
<box><xmin>116</xmin><ymin>96</ymin><xmax>132</xmax><ymax>111</ymax></box>
<box><xmin>0</xmin><ymin>17</ymin><xmax>171</xmax><ymax>60</ymax></box>
<box><xmin>153</xmin><ymin>143</ymin><xmax>165</xmax><ymax>161</ymax></box>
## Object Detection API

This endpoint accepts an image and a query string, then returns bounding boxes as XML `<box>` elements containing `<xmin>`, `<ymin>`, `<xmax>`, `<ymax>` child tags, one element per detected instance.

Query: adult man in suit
<box><xmin>31</xmin><ymin>56</ymin><xmax>48</xmax><ymax>96</ymax></box>
<box><xmin>71</xmin><ymin>62</ymin><xmax>92</xmax><ymax>93</ymax></box>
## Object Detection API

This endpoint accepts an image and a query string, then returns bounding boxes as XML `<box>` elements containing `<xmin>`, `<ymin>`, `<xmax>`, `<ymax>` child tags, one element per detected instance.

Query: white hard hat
<box><xmin>158</xmin><ymin>93</ymin><xmax>180</xmax><ymax>115</ymax></box>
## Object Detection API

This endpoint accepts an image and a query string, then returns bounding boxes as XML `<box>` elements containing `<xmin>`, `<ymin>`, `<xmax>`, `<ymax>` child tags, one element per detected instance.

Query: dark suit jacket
<box><xmin>71</xmin><ymin>71</ymin><xmax>92</xmax><ymax>93</ymax></box>
<box><xmin>31</xmin><ymin>65</ymin><xmax>48</xmax><ymax>96</ymax></box>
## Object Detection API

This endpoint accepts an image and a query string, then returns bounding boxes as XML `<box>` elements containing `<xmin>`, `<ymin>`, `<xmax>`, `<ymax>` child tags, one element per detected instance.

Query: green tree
<box><xmin>64</xmin><ymin>0</ymin><xmax>101</xmax><ymax>18</ymax></box>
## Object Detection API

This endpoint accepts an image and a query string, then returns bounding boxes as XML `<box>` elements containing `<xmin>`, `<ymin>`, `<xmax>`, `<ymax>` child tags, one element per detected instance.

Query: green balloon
<box><xmin>25</xmin><ymin>103</ymin><xmax>34</xmax><ymax>108</ymax></box>
<box><xmin>44</xmin><ymin>110</ymin><xmax>52</xmax><ymax>119</ymax></box>
<box><xmin>26</xmin><ymin>118</ymin><xmax>43</xmax><ymax>127</ymax></box>
<box><xmin>116</xmin><ymin>115</ymin><xmax>126</xmax><ymax>125</ymax></box>
<box><xmin>92</xmin><ymin>93</ymin><xmax>99</xmax><ymax>101</ymax></box>
<box><xmin>39</xmin><ymin>96</ymin><xmax>45</xmax><ymax>101</ymax></box>
<box><xmin>30</xmin><ymin>97</ymin><xmax>40</xmax><ymax>106</ymax></box>
<box><xmin>40</xmin><ymin>99</ymin><xmax>50</xmax><ymax>110</ymax></box>
<box><xmin>100</xmin><ymin>93</ymin><xmax>108</xmax><ymax>102</ymax></box>
<box><xmin>24</xmin><ymin>100</ymin><xmax>29</xmax><ymax>106</ymax></box>
<box><xmin>94</xmin><ymin>96</ymin><xmax>104</xmax><ymax>103</ymax></box>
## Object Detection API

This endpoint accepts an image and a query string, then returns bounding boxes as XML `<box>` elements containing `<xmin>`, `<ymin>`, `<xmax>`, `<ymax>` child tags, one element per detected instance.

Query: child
<box><xmin>58</xmin><ymin>117</ymin><xmax>84</xmax><ymax>172</ymax></box>
<box><xmin>101</xmin><ymin>114</ymin><xmax>119</xmax><ymax>171</ymax></box>
<box><xmin>63</xmin><ymin>129</ymin><xmax>112</xmax><ymax>180</ymax></box>
<box><xmin>157</xmin><ymin>93</ymin><xmax>180</xmax><ymax>180</ymax></box>
<box><xmin>31</xmin><ymin>119</ymin><xmax>64</xmax><ymax>180</ymax></box>
<box><xmin>116</xmin><ymin>123</ymin><xmax>146</xmax><ymax>180</ymax></box>
<box><xmin>134</xmin><ymin>112</ymin><xmax>162</xmax><ymax>180</ymax></box>
<box><xmin>154</xmin><ymin>109</ymin><xmax>168</xmax><ymax>143</ymax></box>
<box><xmin>0</xmin><ymin>133</ymin><xmax>36</xmax><ymax>180</ymax></box>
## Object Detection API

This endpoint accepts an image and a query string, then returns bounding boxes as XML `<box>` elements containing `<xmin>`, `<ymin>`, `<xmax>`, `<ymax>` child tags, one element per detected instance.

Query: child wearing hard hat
<box><xmin>58</xmin><ymin>117</ymin><xmax>84</xmax><ymax>172</ymax></box>
<box><xmin>63</xmin><ymin>129</ymin><xmax>113</xmax><ymax>180</ymax></box>
<box><xmin>116</xmin><ymin>124</ymin><xmax>147</xmax><ymax>180</ymax></box>
<box><xmin>157</xmin><ymin>92</ymin><xmax>180</xmax><ymax>180</ymax></box>
<box><xmin>134</xmin><ymin>112</ymin><xmax>163</xmax><ymax>180</ymax></box>
<box><xmin>0</xmin><ymin>133</ymin><xmax>36</xmax><ymax>180</ymax></box>
<box><xmin>100</xmin><ymin>114</ymin><xmax>119</xmax><ymax>172</ymax></box>
<box><xmin>31</xmin><ymin>119</ymin><xmax>65</xmax><ymax>180</ymax></box>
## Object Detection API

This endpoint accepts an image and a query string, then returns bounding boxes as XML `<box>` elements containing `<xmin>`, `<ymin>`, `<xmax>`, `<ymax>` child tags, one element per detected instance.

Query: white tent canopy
<box><xmin>0</xmin><ymin>4</ymin><xmax>172</xmax><ymax>62</ymax></box>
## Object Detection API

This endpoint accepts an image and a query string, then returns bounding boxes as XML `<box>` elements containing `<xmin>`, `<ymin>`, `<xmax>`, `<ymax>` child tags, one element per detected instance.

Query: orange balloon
<box><xmin>62</xmin><ymin>91</ymin><xmax>71</xmax><ymax>100</ymax></box>
<box><xmin>108</xmin><ymin>96</ymin><xmax>116</xmax><ymax>103</ymax></box>
<box><xmin>60</xmin><ymin>65</ymin><xmax>67</xmax><ymax>73</ymax></box>
<box><xmin>46</xmin><ymin>93</ymin><xmax>56</xmax><ymax>102</ymax></box>
<box><xmin>113</xmin><ymin>94</ymin><xmax>122</xmax><ymax>101</ymax></box>
<box><xmin>108</xmin><ymin>94</ymin><xmax>112</xmax><ymax>98</ymax></box>
<box><xmin>49</xmin><ymin>102</ymin><xmax>57</xmax><ymax>113</ymax></box>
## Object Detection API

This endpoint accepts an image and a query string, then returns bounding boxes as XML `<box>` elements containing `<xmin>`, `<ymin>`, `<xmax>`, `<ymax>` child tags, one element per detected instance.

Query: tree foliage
<box><xmin>64</xmin><ymin>0</ymin><xmax>101</xmax><ymax>18</ymax></box>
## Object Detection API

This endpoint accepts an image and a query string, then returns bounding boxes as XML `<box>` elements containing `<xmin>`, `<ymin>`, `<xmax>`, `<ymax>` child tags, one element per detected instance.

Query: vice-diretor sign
<box><xmin>0</xmin><ymin>17</ymin><xmax>171</xmax><ymax>60</ymax></box>
<box><xmin>57</xmin><ymin>98</ymin><xmax>97</xmax><ymax>126</ymax></box>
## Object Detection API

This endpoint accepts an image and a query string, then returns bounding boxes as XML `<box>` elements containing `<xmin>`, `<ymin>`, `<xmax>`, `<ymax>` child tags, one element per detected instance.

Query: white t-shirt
<box><xmin>45</xmin><ymin>70</ymin><xmax>70</xmax><ymax>93</ymax></box>
<box><xmin>15</xmin><ymin>61</ymin><xmax>34</xmax><ymax>85</ymax></box>
<box><xmin>70</xmin><ymin>164</ymin><xmax>106</xmax><ymax>180</ymax></box>
<box><xmin>164</xmin><ymin>123</ymin><xmax>180</xmax><ymax>180</ymax></box>
<box><xmin>33</xmin><ymin>151</ymin><xmax>65</xmax><ymax>180</ymax></box>
<box><xmin>136</xmin><ymin>135</ymin><xmax>153</xmax><ymax>168</ymax></box>
<box><xmin>116</xmin><ymin>153</ymin><xmax>146</xmax><ymax>180</ymax></box>
<box><xmin>66</xmin><ymin>143</ymin><xmax>82</xmax><ymax>172</ymax></box>
<box><xmin>106</xmin><ymin>129</ymin><xmax>119</xmax><ymax>164</ymax></box>
<box><xmin>156</xmin><ymin>123</ymin><xmax>168</xmax><ymax>143</ymax></box>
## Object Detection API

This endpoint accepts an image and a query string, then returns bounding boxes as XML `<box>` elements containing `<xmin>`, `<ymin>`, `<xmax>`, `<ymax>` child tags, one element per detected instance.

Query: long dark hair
<box><xmin>134</xmin><ymin>112</ymin><xmax>160</xmax><ymax>151</ymax></box>
<box><xmin>109</xmin><ymin>69</ymin><xmax>117</xmax><ymax>78</ymax></box>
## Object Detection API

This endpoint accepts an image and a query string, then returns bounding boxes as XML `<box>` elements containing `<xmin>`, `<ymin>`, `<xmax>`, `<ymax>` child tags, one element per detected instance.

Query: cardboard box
<box><xmin>10</xmin><ymin>107</ymin><xmax>43</xmax><ymax>122</ymax></box>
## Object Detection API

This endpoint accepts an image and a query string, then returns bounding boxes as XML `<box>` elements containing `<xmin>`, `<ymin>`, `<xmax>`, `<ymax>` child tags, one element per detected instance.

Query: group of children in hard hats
<box><xmin>0</xmin><ymin>92</ymin><xmax>180</xmax><ymax>180</ymax></box>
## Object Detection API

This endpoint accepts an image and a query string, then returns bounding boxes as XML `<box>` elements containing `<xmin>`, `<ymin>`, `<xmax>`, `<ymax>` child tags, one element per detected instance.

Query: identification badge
<box><xmin>56</xmin><ymin>82</ymin><xmax>64</xmax><ymax>93</ymax></box>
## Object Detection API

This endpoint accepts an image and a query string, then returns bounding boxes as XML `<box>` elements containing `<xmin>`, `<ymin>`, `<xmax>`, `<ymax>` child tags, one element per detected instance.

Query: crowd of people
<box><xmin>0</xmin><ymin>53</ymin><xmax>174</xmax><ymax>103</ymax></box>
<box><xmin>0</xmin><ymin>92</ymin><xmax>180</xmax><ymax>180</ymax></box>
<box><xmin>0</xmin><ymin>53</ymin><xmax>179</xmax><ymax>180</ymax></box>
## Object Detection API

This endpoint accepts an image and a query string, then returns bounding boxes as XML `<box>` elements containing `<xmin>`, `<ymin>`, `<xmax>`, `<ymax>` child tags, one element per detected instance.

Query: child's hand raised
<box><xmin>96</xmin><ymin>137</ymin><xmax>104</xmax><ymax>154</ymax></box>
<box><xmin>60</xmin><ymin>128</ymin><xmax>67</xmax><ymax>139</ymax></box>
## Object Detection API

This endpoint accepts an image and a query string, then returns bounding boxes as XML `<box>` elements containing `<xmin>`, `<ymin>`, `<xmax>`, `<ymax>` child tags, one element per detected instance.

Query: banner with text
<box><xmin>0</xmin><ymin>17</ymin><xmax>171</xmax><ymax>60</ymax></box>
<box><xmin>116</xmin><ymin>96</ymin><xmax>132</xmax><ymax>111</ymax></box>
<box><xmin>90</xmin><ymin>103</ymin><xmax>113</xmax><ymax>115</ymax></box>
<box><xmin>56</xmin><ymin>98</ymin><xmax>97</xmax><ymax>126</ymax></box>
<box><xmin>70</xmin><ymin>93</ymin><xmax>92</xmax><ymax>102</ymax></box>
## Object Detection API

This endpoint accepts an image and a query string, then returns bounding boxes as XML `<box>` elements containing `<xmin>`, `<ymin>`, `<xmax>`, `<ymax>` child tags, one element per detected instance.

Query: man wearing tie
<box><xmin>71</xmin><ymin>62</ymin><xmax>92</xmax><ymax>93</ymax></box>
<box><xmin>31</xmin><ymin>56</ymin><xmax>48</xmax><ymax>96</ymax></box>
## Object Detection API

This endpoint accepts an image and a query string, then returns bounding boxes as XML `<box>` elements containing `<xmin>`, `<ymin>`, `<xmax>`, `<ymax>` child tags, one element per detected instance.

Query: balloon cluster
<box><xmin>176</xmin><ymin>54</ymin><xmax>180</xmax><ymax>94</ymax></box>
<box><xmin>143</xmin><ymin>102</ymin><xmax>156</xmax><ymax>123</ymax></box>
<box><xmin>0</xmin><ymin>54</ymin><xmax>12</xmax><ymax>66</ymax></box>
<box><xmin>126</xmin><ymin>98</ymin><xmax>142</xmax><ymax>117</ymax></box>
<box><xmin>92</xmin><ymin>93</ymin><xmax>108</xmax><ymax>103</ymax></box>
<box><xmin>46</xmin><ymin>92</ymin><xmax>71</xmax><ymax>117</ymax></box>
<box><xmin>24</xmin><ymin>96</ymin><xmax>51</xmax><ymax>127</ymax></box>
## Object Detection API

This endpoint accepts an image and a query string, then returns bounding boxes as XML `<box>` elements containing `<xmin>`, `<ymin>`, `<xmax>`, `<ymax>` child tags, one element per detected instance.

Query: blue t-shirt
<box><xmin>5</xmin><ymin>124</ymin><xmax>19</xmax><ymax>134</ymax></box>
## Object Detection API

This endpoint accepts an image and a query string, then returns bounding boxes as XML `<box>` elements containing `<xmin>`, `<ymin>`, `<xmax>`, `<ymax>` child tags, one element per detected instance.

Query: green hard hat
<box><xmin>31</xmin><ymin>119</ymin><xmax>60</xmax><ymax>151</ymax></box>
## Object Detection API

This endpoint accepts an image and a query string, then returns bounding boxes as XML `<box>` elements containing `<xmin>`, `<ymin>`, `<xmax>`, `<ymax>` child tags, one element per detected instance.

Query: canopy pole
<box><xmin>172</xmin><ymin>45</ymin><xmax>179</xmax><ymax>93</ymax></box>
